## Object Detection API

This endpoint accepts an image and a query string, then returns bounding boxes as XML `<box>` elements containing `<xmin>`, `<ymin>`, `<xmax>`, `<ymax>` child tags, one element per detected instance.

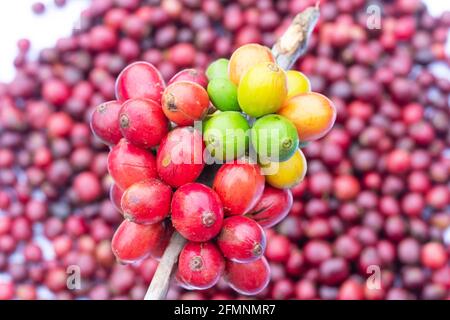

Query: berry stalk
<box><xmin>144</xmin><ymin>4</ymin><xmax>320</xmax><ymax>301</ymax></box>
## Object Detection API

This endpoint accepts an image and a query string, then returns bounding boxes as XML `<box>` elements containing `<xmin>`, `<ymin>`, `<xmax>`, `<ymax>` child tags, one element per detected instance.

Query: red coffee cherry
<box><xmin>176</xmin><ymin>241</ymin><xmax>225</xmax><ymax>290</ymax></box>
<box><xmin>111</xmin><ymin>219</ymin><xmax>172</xmax><ymax>263</ymax></box>
<box><xmin>213</xmin><ymin>160</ymin><xmax>265</xmax><ymax>216</ymax></box>
<box><xmin>168</xmin><ymin>68</ymin><xmax>208</xmax><ymax>88</ymax></box>
<box><xmin>107</xmin><ymin>139</ymin><xmax>157</xmax><ymax>190</ymax></box>
<box><xmin>217</xmin><ymin>216</ymin><xmax>266</xmax><ymax>263</ymax></box>
<box><xmin>115</xmin><ymin>61</ymin><xmax>166</xmax><ymax>103</ymax></box>
<box><xmin>171</xmin><ymin>183</ymin><xmax>224</xmax><ymax>242</ymax></box>
<box><xmin>109</xmin><ymin>184</ymin><xmax>124</xmax><ymax>212</ymax></box>
<box><xmin>162</xmin><ymin>81</ymin><xmax>209</xmax><ymax>126</ymax></box>
<box><xmin>421</xmin><ymin>242</ymin><xmax>448</xmax><ymax>270</ymax></box>
<box><xmin>121</xmin><ymin>179</ymin><xmax>172</xmax><ymax>225</ymax></box>
<box><xmin>246</xmin><ymin>185</ymin><xmax>293</xmax><ymax>228</ymax></box>
<box><xmin>90</xmin><ymin>100</ymin><xmax>122</xmax><ymax>145</ymax></box>
<box><xmin>119</xmin><ymin>98</ymin><xmax>169</xmax><ymax>148</ymax></box>
<box><xmin>156</xmin><ymin>127</ymin><xmax>205</xmax><ymax>187</ymax></box>
<box><xmin>225</xmin><ymin>256</ymin><xmax>270</xmax><ymax>295</ymax></box>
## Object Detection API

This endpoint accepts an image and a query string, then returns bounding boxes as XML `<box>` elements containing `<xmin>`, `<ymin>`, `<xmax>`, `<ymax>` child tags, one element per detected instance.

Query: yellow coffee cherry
<box><xmin>261</xmin><ymin>149</ymin><xmax>307</xmax><ymax>189</ymax></box>
<box><xmin>286</xmin><ymin>70</ymin><xmax>311</xmax><ymax>100</ymax></box>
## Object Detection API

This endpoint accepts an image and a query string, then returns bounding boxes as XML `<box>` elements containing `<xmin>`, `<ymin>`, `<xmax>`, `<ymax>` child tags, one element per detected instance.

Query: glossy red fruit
<box><xmin>156</xmin><ymin>127</ymin><xmax>205</xmax><ymax>187</ymax></box>
<box><xmin>72</xmin><ymin>171</ymin><xmax>102</xmax><ymax>203</ymax></box>
<box><xmin>90</xmin><ymin>100</ymin><xmax>122</xmax><ymax>145</ymax></box>
<box><xmin>119</xmin><ymin>98</ymin><xmax>168</xmax><ymax>148</ymax></box>
<box><xmin>421</xmin><ymin>242</ymin><xmax>448</xmax><ymax>270</ymax></box>
<box><xmin>177</xmin><ymin>242</ymin><xmax>225</xmax><ymax>289</ymax></box>
<box><xmin>217</xmin><ymin>216</ymin><xmax>266</xmax><ymax>263</ymax></box>
<box><xmin>246</xmin><ymin>185</ymin><xmax>293</xmax><ymax>228</ymax></box>
<box><xmin>110</xmin><ymin>184</ymin><xmax>124</xmax><ymax>212</ymax></box>
<box><xmin>338</xmin><ymin>279</ymin><xmax>365</xmax><ymax>300</ymax></box>
<box><xmin>42</xmin><ymin>78</ymin><xmax>70</xmax><ymax>106</ymax></box>
<box><xmin>225</xmin><ymin>256</ymin><xmax>270</xmax><ymax>295</ymax></box>
<box><xmin>115</xmin><ymin>61</ymin><xmax>165</xmax><ymax>103</ymax></box>
<box><xmin>168</xmin><ymin>69</ymin><xmax>208</xmax><ymax>88</ymax></box>
<box><xmin>107</xmin><ymin>139</ymin><xmax>157</xmax><ymax>190</ymax></box>
<box><xmin>121</xmin><ymin>179</ymin><xmax>172</xmax><ymax>225</ymax></box>
<box><xmin>213</xmin><ymin>160</ymin><xmax>265</xmax><ymax>215</ymax></box>
<box><xmin>111</xmin><ymin>219</ymin><xmax>171</xmax><ymax>263</ymax></box>
<box><xmin>162</xmin><ymin>81</ymin><xmax>209</xmax><ymax>126</ymax></box>
<box><xmin>172</xmin><ymin>183</ymin><xmax>223</xmax><ymax>242</ymax></box>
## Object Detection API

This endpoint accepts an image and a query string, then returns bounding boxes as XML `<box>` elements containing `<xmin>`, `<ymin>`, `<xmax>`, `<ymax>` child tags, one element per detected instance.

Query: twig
<box><xmin>144</xmin><ymin>5</ymin><xmax>320</xmax><ymax>301</ymax></box>
<box><xmin>272</xmin><ymin>5</ymin><xmax>320</xmax><ymax>70</ymax></box>
<box><xmin>144</xmin><ymin>231</ymin><xmax>186</xmax><ymax>300</ymax></box>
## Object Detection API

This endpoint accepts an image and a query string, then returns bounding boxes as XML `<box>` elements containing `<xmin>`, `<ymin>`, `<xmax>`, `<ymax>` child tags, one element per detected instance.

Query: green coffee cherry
<box><xmin>203</xmin><ymin>111</ymin><xmax>250</xmax><ymax>162</ymax></box>
<box><xmin>207</xmin><ymin>78</ymin><xmax>240</xmax><ymax>112</ymax></box>
<box><xmin>206</xmin><ymin>58</ymin><xmax>229</xmax><ymax>80</ymax></box>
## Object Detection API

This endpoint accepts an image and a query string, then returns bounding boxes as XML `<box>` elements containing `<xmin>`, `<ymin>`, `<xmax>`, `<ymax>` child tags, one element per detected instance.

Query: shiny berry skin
<box><xmin>162</xmin><ymin>81</ymin><xmax>210</xmax><ymax>126</ymax></box>
<box><xmin>213</xmin><ymin>160</ymin><xmax>265</xmax><ymax>216</ymax></box>
<box><xmin>156</xmin><ymin>127</ymin><xmax>205</xmax><ymax>187</ymax></box>
<box><xmin>115</xmin><ymin>61</ymin><xmax>165</xmax><ymax>103</ymax></box>
<box><xmin>42</xmin><ymin>78</ymin><xmax>70</xmax><ymax>106</ymax></box>
<box><xmin>111</xmin><ymin>219</ymin><xmax>172</xmax><ymax>263</ymax></box>
<box><xmin>168</xmin><ymin>69</ymin><xmax>208</xmax><ymax>88</ymax></box>
<box><xmin>421</xmin><ymin>242</ymin><xmax>448</xmax><ymax>270</ymax></box>
<box><xmin>109</xmin><ymin>184</ymin><xmax>124</xmax><ymax>212</ymax></box>
<box><xmin>225</xmin><ymin>256</ymin><xmax>270</xmax><ymax>295</ymax></box>
<box><xmin>90</xmin><ymin>100</ymin><xmax>122</xmax><ymax>145</ymax></box>
<box><xmin>119</xmin><ymin>98</ymin><xmax>168</xmax><ymax>148</ymax></box>
<box><xmin>72</xmin><ymin>171</ymin><xmax>102</xmax><ymax>203</ymax></box>
<box><xmin>303</xmin><ymin>240</ymin><xmax>333</xmax><ymax>266</ymax></box>
<box><xmin>217</xmin><ymin>216</ymin><xmax>266</xmax><ymax>263</ymax></box>
<box><xmin>171</xmin><ymin>183</ymin><xmax>224</xmax><ymax>242</ymax></box>
<box><xmin>177</xmin><ymin>242</ymin><xmax>225</xmax><ymax>290</ymax></box>
<box><xmin>121</xmin><ymin>179</ymin><xmax>172</xmax><ymax>225</ymax></box>
<box><xmin>107</xmin><ymin>139</ymin><xmax>157</xmax><ymax>190</ymax></box>
<box><xmin>246</xmin><ymin>185</ymin><xmax>293</xmax><ymax>228</ymax></box>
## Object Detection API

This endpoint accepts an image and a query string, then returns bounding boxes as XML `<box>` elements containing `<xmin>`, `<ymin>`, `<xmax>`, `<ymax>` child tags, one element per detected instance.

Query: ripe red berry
<box><xmin>168</xmin><ymin>69</ymin><xmax>208</xmax><ymax>88</ymax></box>
<box><xmin>156</xmin><ymin>127</ymin><xmax>205</xmax><ymax>187</ymax></box>
<box><xmin>225</xmin><ymin>256</ymin><xmax>270</xmax><ymax>295</ymax></box>
<box><xmin>217</xmin><ymin>216</ymin><xmax>266</xmax><ymax>263</ymax></box>
<box><xmin>171</xmin><ymin>183</ymin><xmax>223</xmax><ymax>242</ymax></box>
<box><xmin>121</xmin><ymin>179</ymin><xmax>172</xmax><ymax>225</ymax></box>
<box><xmin>421</xmin><ymin>242</ymin><xmax>448</xmax><ymax>270</ymax></box>
<box><xmin>0</xmin><ymin>281</ymin><xmax>14</xmax><ymax>300</ymax></box>
<box><xmin>107</xmin><ymin>139</ymin><xmax>157</xmax><ymax>190</ymax></box>
<box><xmin>386</xmin><ymin>149</ymin><xmax>411</xmax><ymax>174</ymax></box>
<box><xmin>72</xmin><ymin>171</ymin><xmax>102</xmax><ymax>203</ymax></box>
<box><xmin>119</xmin><ymin>98</ymin><xmax>168</xmax><ymax>148</ymax></box>
<box><xmin>115</xmin><ymin>61</ymin><xmax>165</xmax><ymax>103</ymax></box>
<box><xmin>333</xmin><ymin>175</ymin><xmax>360</xmax><ymax>200</ymax></box>
<box><xmin>47</xmin><ymin>112</ymin><xmax>74</xmax><ymax>138</ymax></box>
<box><xmin>109</xmin><ymin>184</ymin><xmax>124</xmax><ymax>212</ymax></box>
<box><xmin>177</xmin><ymin>242</ymin><xmax>225</xmax><ymax>290</ymax></box>
<box><xmin>338</xmin><ymin>279</ymin><xmax>365</xmax><ymax>300</ymax></box>
<box><xmin>246</xmin><ymin>185</ymin><xmax>293</xmax><ymax>228</ymax></box>
<box><xmin>303</xmin><ymin>240</ymin><xmax>333</xmax><ymax>266</ymax></box>
<box><xmin>90</xmin><ymin>100</ymin><xmax>123</xmax><ymax>145</ymax></box>
<box><xmin>167</xmin><ymin>43</ymin><xmax>196</xmax><ymax>67</ymax></box>
<box><xmin>111</xmin><ymin>219</ymin><xmax>172</xmax><ymax>263</ymax></box>
<box><xmin>265</xmin><ymin>234</ymin><xmax>291</xmax><ymax>263</ymax></box>
<box><xmin>42</xmin><ymin>78</ymin><xmax>70</xmax><ymax>106</ymax></box>
<box><xmin>213</xmin><ymin>160</ymin><xmax>265</xmax><ymax>215</ymax></box>
<box><xmin>162</xmin><ymin>81</ymin><xmax>210</xmax><ymax>126</ymax></box>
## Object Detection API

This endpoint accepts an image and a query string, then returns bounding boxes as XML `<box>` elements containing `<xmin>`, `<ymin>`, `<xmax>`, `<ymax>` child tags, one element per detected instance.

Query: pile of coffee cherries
<box><xmin>91</xmin><ymin>42</ymin><xmax>336</xmax><ymax>295</ymax></box>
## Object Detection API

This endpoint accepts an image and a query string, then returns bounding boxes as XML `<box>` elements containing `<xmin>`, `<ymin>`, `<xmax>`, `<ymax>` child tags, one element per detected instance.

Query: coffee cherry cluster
<box><xmin>91</xmin><ymin>43</ymin><xmax>336</xmax><ymax>295</ymax></box>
